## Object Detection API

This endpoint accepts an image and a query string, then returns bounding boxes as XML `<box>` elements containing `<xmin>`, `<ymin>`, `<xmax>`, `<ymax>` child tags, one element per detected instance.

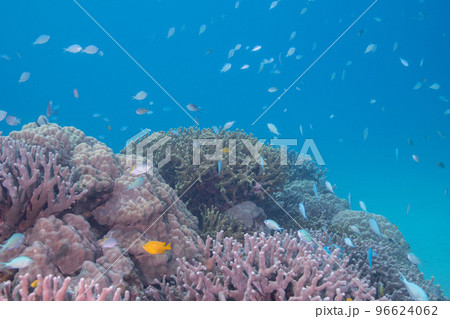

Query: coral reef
<box><xmin>306</xmin><ymin>228</ymin><xmax>446</xmax><ymax>301</ymax></box>
<box><xmin>0</xmin><ymin>122</ymin><xmax>446</xmax><ymax>301</ymax></box>
<box><xmin>90</xmin><ymin>154</ymin><xmax>199</xmax><ymax>285</ymax></box>
<box><xmin>0</xmin><ymin>123</ymin><xmax>200</xmax><ymax>297</ymax></box>
<box><xmin>198</xmin><ymin>205</ymin><xmax>248</xmax><ymax>242</ymax></box>
<box><xmin>121</xmin><ymin>127</ymin><xmax>288</xmax><ymax>214</ymax></box>
<box><xmin>146</xmin><ymin>232</ymin><xmax>375</xmax><ymax>301</ymax></box>
<box><xmin>0</xmin><ymin>136</ymin><xmax>86</xmax><ymax>240</ymax></box>
<box><xmin>9</xmin><ymin>123</ymin><xmax>120</xmax><ymax>210</ymax></box>
<box><xmin>0</xmin><ymin>273</ymin><xmax>130</xmax><ymax>301</ymax></box>
<box><xmin>272</xmin><ymin>179</ymin><xmax>349</xmax><ymax>230</ymax></box>
<box><xmin>24</xmin><ymin>214</ymin><xmax>96</xmax><ymax>275</ymax></box>
<box><xmin>223</xmin><ymin>201</ymin><xmax>266</xmax><ymax>230</ymax></box>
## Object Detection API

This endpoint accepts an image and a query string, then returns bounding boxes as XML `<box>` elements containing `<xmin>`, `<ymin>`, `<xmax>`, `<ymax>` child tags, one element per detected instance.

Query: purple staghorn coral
<box><xmin>0</xmin><ymin>136</ymin><xmax>86</xmax><ymax>240</ymax></box>
<box><xmin>0</xmin><ymin>273</ymin><xmax>130</xmax><ymax>301</ymax></box>
<box><xmin>146</xmin><ymin>232</ymin><xmax>375</xmax><ymax>301</ymax></box>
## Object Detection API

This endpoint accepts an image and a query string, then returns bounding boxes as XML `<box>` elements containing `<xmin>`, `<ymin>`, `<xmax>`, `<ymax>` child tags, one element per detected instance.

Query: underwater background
<box><xmin>0</xmin><ymin>0</ymin><xmax>448</xmax><ymax>296</ymax></box>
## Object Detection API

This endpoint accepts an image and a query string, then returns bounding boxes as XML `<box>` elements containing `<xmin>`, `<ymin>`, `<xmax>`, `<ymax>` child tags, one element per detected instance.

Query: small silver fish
<box><xmin>100</xmin><ymin>237</ymin><xmax>118</xmax><ymax>249</ymax></box>
<box><xmin>136</xmin><ymin>108</ymin><xmax>150</xmax><ymax>115</ymax></box>
<box><xmin>127</xmin><ymin>176</ymin><xmax>146</xmax><ymax>190</ymax></box>
<box><xmin>399</xmin><ymin>272</ymin><xmax>428</xmax><ymax>301</ymax></box>
<box><xmin>186</xmin><ymin>103</ymin><xmax>201</xmax><ymax>112</ymax></box>
<box><xmin>344</xmin><ymin>237</ymin><xmax>354</xmax><ymax>247</ymax></box>
<box><xmin>220</xmin><ymin>63</ymin><xmax>232</xmax><ymax>73</ymax></box>
<box><xmin>133</xmin><ymin>91</ymin><xmax>147</xmax><ymax>100</ymax></box>
<box><xmin>297</xmin><ymin>230</ymin><xmax>312</xmax><ymax>243</ymax></box>
<box><xmin>6</xmin><ymin>115</ymin><xmax>20</xmax><ymax>126</ymax></box>
<box><xmin>167</xmin><ymin>27</ymin><xmax>175</xmax><ymax>38</ymax></box>
<box><xmin>130</xmin><ymin>163</ymin><xmax>150</xmax><ymax>176</ymax></box>
<box><xmin>223</xmin><ymin>121</ymin><xmax>235</xmax><ymax>130</ymax></box>
<box><xmin>264</xmin><ymin>219</ymin><xmax>284</xmax><ymax>232</ymax></box>
<box><xmin>64</xmin><ymin>44</ymin><xmax>82</xmax><ymax>53</ymax></box>
<box><xmin>0</xmin><ymin>110</ymin><xmax>7</xmax><ymax>121</ymax></box>
<box><xmin>298</xmin><ymin>203</ymin><xmax>307</xmax><ymax>219</ymax></box>
<box><xmin>0</xmin><ymin>233</ymin><xmax>25</xmax><ymax>254</ymax></box>
<box><xmin>313</xmin><ymin>183</ymin><xmax>320</xmax><ymax>202</ymax></box>
<box><xmin>267</xmin><ymin>123</ymin><xmax>281</xmax><ymax>135</ymax></box>
<box><xmin>369</xmin><ymin>218</ymin><xmax>382</xmax><ymax>239</ymax></box>
<box><xmin>349</xmin><ymin>225</ymin><xmax>360</xmax><ymax>234</ymax></box>
<box><xmin>82</xmin><ymin>45</ymin><xmax>99</xmax><ymax>55</ymax></box>
<box><xmin>18</xmin><ymin>72</ymin><xmax>30</xmax><ymax>83</ymax></box>
<box><xmin>407</xmin><ymin>253</ymin><xmax>422</xmax><ymax>265</ymax></box>
<box><xmin>33</xmin><ymin>34</ymin><xmax>50</xmax><ymax>45</ymax></box>
<box><xmin>0</xmin><ymin>256</ymin><xmax>33</xmax><ymax>269</ymax></box>
<box><xmin>325</xmin><ymin>181</ymin><xmax>334</xmax><ymax>194</ymax></box>
<box><xmin>359</xmin><ymin>200</ymin><xmax>367</xmax><ymax>213</ymax></box>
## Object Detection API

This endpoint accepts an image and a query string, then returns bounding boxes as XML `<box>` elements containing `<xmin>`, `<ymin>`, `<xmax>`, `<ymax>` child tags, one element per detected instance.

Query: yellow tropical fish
<box><xmin>222</xmin><ymin>148</ymin><xmax>230</xmax><ymax>153</ymax></box>
<box><xmin>31</xmin><ymin>279</ymin><xmax>38</xmax><ymax>288</ymax></box>
<box><xmin>142</xmin><ymin>241</ymin><xmax>171</xmax><ymax>255</ymax></box>
<box><xmin>346</xmin><ymin>298</ymin><xmax>353</xmax><ymax>301</ymax></box>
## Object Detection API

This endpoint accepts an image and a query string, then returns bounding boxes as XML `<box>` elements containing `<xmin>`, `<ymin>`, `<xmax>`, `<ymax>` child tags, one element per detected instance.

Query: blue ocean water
<box><xmin>0</xmin><ymin>0</ymin><xmax>448</xmax><ymax>294</ymax></box>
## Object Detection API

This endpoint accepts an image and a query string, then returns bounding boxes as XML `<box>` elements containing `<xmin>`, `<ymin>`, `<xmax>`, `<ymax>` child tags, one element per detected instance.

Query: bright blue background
<box><xmin>1</xmin><ymin>0</ymin><xmax>448</xmax><ymax>294</ymax></box>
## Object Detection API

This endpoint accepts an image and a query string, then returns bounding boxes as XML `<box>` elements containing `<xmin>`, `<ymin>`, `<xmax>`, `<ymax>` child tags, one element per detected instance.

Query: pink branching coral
<box><xmin>147</xmin><ymin>232</ymin><xmax>376</xmax><ymax>301</ymax></box>
<box><xmin>0</xmin><ymin>136</ymin><xmax>86</xmax><ymax>240</ymax></box>
<box><xmin>0</xmin><ymin>273</ymin><xmax>130</xmax><ymax>301</ymax></box>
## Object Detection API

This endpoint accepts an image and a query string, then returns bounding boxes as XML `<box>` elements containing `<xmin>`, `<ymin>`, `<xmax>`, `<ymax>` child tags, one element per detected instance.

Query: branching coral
<box><xmin>308</xmin><ymin>228</ymin><xmax>446</xmax><ymax>301</ymax></box>
<box><xmin>9</xmin><ymin>123</ymin><xmax>120</xmax><ymax>211</ymax></box>
<box><xmin>0</xmin><ymin>136</ymin><xmax>86</xmax><ymax>240</ymax></box>
<box><xmin>121</xmin><ymin>127</ymin><xmax>288</xmax><ymax>213</ymax></box>
<box><xmin>198</xmin><ymin>205</ymin><xmax>248</xmax><ymax>242</ymax></box>
<box><xmin>0</xmin><ymin>273</ymin><xmax>130</xmax><ymax>301</ymax></box>
<box><xmin>146</xmin><ymin>232</ymin><xmax>375</xmax><ymax>301</ymax></box>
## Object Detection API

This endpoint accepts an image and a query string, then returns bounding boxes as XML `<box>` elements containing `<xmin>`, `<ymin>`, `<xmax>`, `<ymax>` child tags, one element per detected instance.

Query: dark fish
<box><xmin>358</xmin><ymin>29</ymin><xmax>365</xmax><ymax>36</ymax></box>
<box><xmin>407</xmin><ymin>138</ymin><xmax>414</xmax><ymax>146</ymax></box>
<box><xmin>436</xmin><ymin>161</ymin><xmax>445</xmax><ymax>169</ymax></box>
